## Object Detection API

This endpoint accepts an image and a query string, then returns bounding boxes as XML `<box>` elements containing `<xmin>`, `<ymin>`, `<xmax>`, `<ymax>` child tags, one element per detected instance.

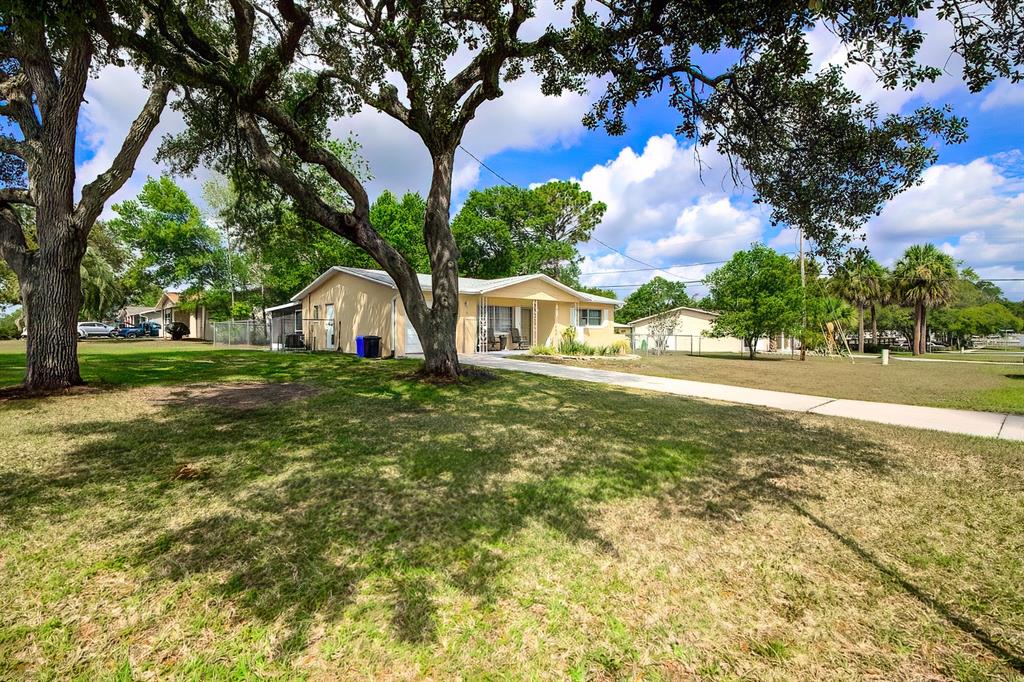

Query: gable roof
<box><xmin>121</xmin><ymin>305</ymin><xmax>153</xmax><ymax>316</ymax></box>
<box><xmin>154</xmin><ymin>291</ymin><xmax>180</xmax><ymax>309</ymax></box>
<box><xmin>290</xmin><ymin>267</ymin><xmax>623</xmax><ymax>305</ymax></box>
<box><xmin>627</xmin><ymin>305</ymin><xmax>720</xmax><ymax>327</ymax></box>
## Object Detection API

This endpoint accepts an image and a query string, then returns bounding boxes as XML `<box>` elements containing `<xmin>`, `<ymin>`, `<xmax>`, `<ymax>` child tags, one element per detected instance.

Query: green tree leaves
<box><xmin>617</xmin><ymin>277</ymin><xmax>695</xmax><ymax>324</ymax></box>
<box><xmin>452</xmin><ymin>181</ymin><xmax>605</xmax><ymax>284</ymax></box>
<box><xmin>109</xmin><ymin>176</ymin><xmax>228</xmax><ymax>304</ymax></box>
<box><xmin>704</xmin><ymin>245</ymin><xmax>803</xmax><ymax>358</ymax></box>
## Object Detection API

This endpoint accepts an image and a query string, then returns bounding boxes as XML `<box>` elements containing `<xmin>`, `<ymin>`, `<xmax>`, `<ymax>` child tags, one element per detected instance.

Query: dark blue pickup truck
<box><xmin>112</xmin><ymin>321</ymin><xmax>161</xmax><ymax>338</ymax></box>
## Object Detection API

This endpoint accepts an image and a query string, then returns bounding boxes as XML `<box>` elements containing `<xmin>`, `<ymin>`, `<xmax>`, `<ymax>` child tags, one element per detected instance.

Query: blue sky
<box><xmin>74</xmin><ymin>9</ymin><xmax>1024</xmax><ymax>301</ymax></box>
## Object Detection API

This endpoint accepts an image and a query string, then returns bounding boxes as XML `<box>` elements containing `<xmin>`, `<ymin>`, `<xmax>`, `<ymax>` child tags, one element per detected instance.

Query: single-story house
<box><xmin>115</xmin><ymin>305</ymin><xmax>159</xmax><ymax>326</ymax></box>
<box><xmin>153</xmin><ymin>291</ymin><xmax>212</xmax><ymax>341</ymax></box>
<box><xmin>284</xmin><ymin>266</ymin><xmax>623</xmax><ymax>356</ymax></box>
<box><xmin>627</xmin><ymin>305</ymin><xmax>787</xmax><ymax>354</ymax></box>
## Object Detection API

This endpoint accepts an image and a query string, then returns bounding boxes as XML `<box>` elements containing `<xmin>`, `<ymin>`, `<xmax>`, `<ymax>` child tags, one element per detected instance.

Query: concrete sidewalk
<box><xmin>463</xmin><ymin>354</ymin><xmax>1024</xmax><ymax>441</ymax></box>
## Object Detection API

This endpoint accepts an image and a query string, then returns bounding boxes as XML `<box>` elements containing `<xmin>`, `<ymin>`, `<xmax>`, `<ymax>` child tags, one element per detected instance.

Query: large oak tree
<box><xmin>0</xmin><ymin>1</ymin><xmax>169</xmax><ymax>390</ymax></box>
<box><xmin>93</xmin><ymin>0</ymin><xmax>1020</xmax><ymax>378</ymax></box>
<box><xmin>95</xmin><ymin>0</ymin><xmax>569</xmax><ymax>378</ymax></box>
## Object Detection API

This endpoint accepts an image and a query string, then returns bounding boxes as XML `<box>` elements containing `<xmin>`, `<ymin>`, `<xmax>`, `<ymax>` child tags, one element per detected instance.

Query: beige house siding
<box><xmin>398</xmin><ymin>293</ymin><xmax>482</xmax><ymax>356</ymax></box>
<box><xmin>300</xmin><ymin>270</ymin><xmax>396</xmax><ymax>355</ymax></box>
<box><xmin>630</xmin><ymin>308</ymin><xmax>744</xmax><ymax>353</ymax></box>
<box><xmin>292</xmin><ymin>268</ymin><xmax>622</xmax><ymax>357</ymax></box>
<box><xmin>155</xmin><ymin>294</ymin><xmax>211</xmax><ymax>341</ymax></box>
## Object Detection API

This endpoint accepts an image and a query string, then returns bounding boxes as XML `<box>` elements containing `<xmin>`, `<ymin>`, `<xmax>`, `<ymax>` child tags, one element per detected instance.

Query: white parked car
<box><xmin>77</xmin><ymin>321</ymin><xmax>114</xmax><ymax>338</ymax></box>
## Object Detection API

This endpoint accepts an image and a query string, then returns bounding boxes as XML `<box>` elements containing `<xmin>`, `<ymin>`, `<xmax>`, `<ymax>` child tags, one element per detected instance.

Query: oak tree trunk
<box><xmin>413</xmin><ymin>146</ymin><xmax>461</xmax><ymax>379</ymax></box>
<box><xmin>22</xmin><ymin>244</ymin><xmax>85</xmax><ymax>390</ymax></box>
<box><xmin>0</xmin><ymin>23</ymin><xmax>169</xmax><ymax>393</ymax></box>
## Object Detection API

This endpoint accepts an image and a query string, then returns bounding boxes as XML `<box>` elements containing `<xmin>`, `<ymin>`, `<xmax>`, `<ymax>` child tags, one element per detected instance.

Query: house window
<box><xmin>578</xmin><ymin>308</ymin><xmax>602</xmax><ymax>326</ymax></box>
<box><xmin>313</xmin><ymin>305</ymin><xmax>320</xmax><ymax>320</ymax></box>
<box><xmin>486</xmin><ymin>306</ymin><xmax>513</xmax><ymax>334</ymax></box>
<box><xmin>294</xmin><ymin>310</ymin><xmax>302</xmax><ymax>332</ymax></box>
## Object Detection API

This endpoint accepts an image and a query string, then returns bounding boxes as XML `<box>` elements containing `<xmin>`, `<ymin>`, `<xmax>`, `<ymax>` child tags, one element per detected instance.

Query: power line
<box><xmin>458</xmin><ymin>144</ymin><xmax>1024</xmax><ymax>292</ymax></box>
<box><xmin>457</xmin><ymin>145</ymin><xmax>518</xmax><ymax>188</ymax></box>
<box><xmin>588</xmin><ymin>236</ymin><xmax>684</xmax><ymax>279</ymax></box>
<box><xmin>459</xmin><ymin>143</ymin><xmax>686</xmax><ymax>280</ymax></box>
<box><xmin>580</xmin><ymin>251</ymin><xmax>797</xmax><ymax>276</ymax></box>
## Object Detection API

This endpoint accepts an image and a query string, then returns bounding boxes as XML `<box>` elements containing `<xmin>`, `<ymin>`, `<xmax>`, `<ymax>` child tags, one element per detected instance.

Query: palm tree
<box><xmin>892</xmin><ymin>244</ymin><xmax>958</xmax><ymax>355</ymax></box>
<box><xmin>833</xmin><ymin>252</ymin><xmax>885</xmax><ymax>352</ymax></box>
<box><xmin>79</xmin><ymin>247</ymin><xmax>123</xmax><ymax>321</ymax></box>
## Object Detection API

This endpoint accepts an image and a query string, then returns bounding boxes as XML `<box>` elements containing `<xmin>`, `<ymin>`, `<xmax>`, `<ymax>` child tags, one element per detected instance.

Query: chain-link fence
<box><xmin>211</xmin><ymin>320</ymin><xmax>269</xmax><ymax>348</ymax></box>
<box><xmin>976</xmin><ymin>333</ymin><xmax>1024</xmax><ymax>350</ymax></box>
<box><xmin>627</xmin><ymin>333</ymin><xmax>761</xmax><ymax>356</ymax></box>
<box><xmin>269</xmin><ymin>318</ymin><xmax>327</xmax><ymax>351</ymax></box>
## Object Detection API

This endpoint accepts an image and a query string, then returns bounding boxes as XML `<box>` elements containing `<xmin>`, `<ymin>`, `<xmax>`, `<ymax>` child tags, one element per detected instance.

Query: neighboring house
<box><xmin>153</xmin><ymin>291</ymin><xmax>213</xmax><ymax>341</ymax></box>
<box><xmin>283</xmin><ymin>266</ymin><xmax>622</xmax><ymax>356</ymax></box>
<box><xmin>115</xmin><ymin>305</ymin><xmax>159</xmax><ymax>326</ymax></box>
<box><xmin>628</xmin><ymin>305</ymin><xmax>784</xmax><ymax>354</ymax></box>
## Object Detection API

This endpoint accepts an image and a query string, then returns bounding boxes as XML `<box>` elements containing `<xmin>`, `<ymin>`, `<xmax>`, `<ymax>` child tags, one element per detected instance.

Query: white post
<box><xmin>881</xmin><ymin>348</ymin><xmax>889</xmax><ymax>366</ymax></box>
<box><xmin>532</xmin><ymin>300</ymin><xmax>538</xmax><ymax>347</ymax></box>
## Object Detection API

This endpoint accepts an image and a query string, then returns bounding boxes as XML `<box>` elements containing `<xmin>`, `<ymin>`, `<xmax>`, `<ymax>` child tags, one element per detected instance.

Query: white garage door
<box><xmin>404</xmin><ymin>317</ymin><xmax>423</xmax><ymax>354</ymax></box>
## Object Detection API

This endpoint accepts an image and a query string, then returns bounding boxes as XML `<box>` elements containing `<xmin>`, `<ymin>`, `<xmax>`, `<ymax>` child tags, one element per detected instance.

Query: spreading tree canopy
<box><xmin>617</xmin><ymin>277</ymin><xmax>695</xmax><ymax>324</ymax></box>
<box><xmin>553</xmin><ymin>0</ymin><xmax>1019</xmax><ymax>258</ymax></box>
<box><xmin>704</xmin><ymin>245</ymin><xmax>803</xmax><ymax>359</ymax></box>
<box><xmin>109</xmin><ymin>176</ymin><xmax>229</xmax><ymax>301</ymax></box>
<box><xmin>88</xmin><ymin>0</ymin><xmax>1023</xmax><ymax>376</ymax></box>
<box><xmin>452</xmin><ymin>181</ymin><xmax>604</xmax><ymax>284</ymax></box>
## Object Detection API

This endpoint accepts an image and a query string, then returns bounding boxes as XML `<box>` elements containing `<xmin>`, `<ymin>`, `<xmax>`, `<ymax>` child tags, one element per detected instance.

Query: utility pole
<box><xmin>799</xmin><ymin>227</ymin><xmax>807</xmax><ymax>362</ymax></box>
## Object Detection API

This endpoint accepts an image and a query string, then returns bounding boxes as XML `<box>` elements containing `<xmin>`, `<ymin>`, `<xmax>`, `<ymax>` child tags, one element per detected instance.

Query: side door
<box><xmin>324</xmin><ymin>304</ymin><xmax>336</xmax><ymax>351</ymax></box>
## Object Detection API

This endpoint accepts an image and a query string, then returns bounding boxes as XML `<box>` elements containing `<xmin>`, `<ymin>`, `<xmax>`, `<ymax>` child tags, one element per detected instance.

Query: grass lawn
<box><xmin>1</xmin><ymin>346</ymin><xmax>1023</xmax><ymax>679</ymax></box>
<box><xmin>897</xmin><ymin>352</ymin><xmax>1024</xmax><ymax>364</ymax></box>
<box><xmin>525</xmin><ymin>351</ymin><xmax>1024</xmax><ymax>415</ymax></box>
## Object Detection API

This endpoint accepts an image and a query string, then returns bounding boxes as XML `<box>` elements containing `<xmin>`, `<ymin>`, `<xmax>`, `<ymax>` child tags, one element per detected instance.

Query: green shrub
<box><xmin>0</xmin><ymin>312</ymin><xmax>21</xmax><ymax>340</ymax></box>
<box><xmin>557</xmin><ymin>326</ymin><xmax>587</xmax><ymax>355</ymax></box>
<box><xmin>529</xmin><ymin>344</ymin><xmax>556</xmax><ymax>355</ymax></box>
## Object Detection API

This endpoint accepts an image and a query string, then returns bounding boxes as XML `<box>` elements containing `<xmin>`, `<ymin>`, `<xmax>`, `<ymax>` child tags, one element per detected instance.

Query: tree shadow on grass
<box><xmin>10</xmin><ymin>364</ymin><xmax>1011</xmax><ymax>666</ymax></box>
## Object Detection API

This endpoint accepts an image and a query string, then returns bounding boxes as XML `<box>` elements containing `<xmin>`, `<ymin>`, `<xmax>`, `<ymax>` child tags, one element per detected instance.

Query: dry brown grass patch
<box><xmin>142</xmin><ymin>381</ymin><xmax>321</xmax><ymax>410</ymax></box>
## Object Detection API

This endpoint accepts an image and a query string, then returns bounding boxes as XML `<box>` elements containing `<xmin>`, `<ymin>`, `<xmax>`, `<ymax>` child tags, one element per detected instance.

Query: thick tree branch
<box><xmin>0</xmin><ymin>204</ymin><xmax>29</xmax><ymax>279</ymax></box>
<box><xmin>328</xmin><ymin>70</ymin><xmax>411</xmax><ymax>125</ymax></box>
<box><xmin>13</xmin><ymin>22</ymin><xmax>59</xmax><ymax>123</ymax></box>
<box><xmin>74</xmin><ymin>79</ymin><xmax>172</xmax><ymax>230</ymax></box>
<box><xmin>0</xmin><ymin>135</ymin><xmax>33</xmax><ymax>162</ymax></box>
<box><xmin>0</xmin><ymin>188</ymin><xmax>33</xmax><ymax>205</ymax></box>
<box><xmin>0</xmin><ymin>75</ymin><xmax>44</xmax><ymax>141</ymax></box>
<box><xmin>247</xmin><ymin>0</ymin><xmax>311</xmax><ymax>99</ymax></box>
<box><xmin>237</xmin><ymin>111</ymin><xmax>425</xmax><ymax>312</ymax></box>
<box><xmin>51</xmin><ymin>32</ymin><xmax>93</xmax><ymax>140</ymax></box>
<box><xmin>251</xmin><ymin>99</ymin><xmax>370</xmax><ymax>218</ymax></box>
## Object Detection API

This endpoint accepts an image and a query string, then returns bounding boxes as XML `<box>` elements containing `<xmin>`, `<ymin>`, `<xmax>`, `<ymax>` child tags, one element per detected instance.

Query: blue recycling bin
<box><xmin>356</xmin><ymin>335</ymin><xmax>366</xmax><ymax>357</ymax></box>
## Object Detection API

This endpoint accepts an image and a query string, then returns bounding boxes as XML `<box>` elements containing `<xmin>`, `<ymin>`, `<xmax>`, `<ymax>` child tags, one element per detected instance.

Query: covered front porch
<box><xmin>472</xmin><ymin>294</ymin><xmax>614</xmax><ymax>353</ymax></box>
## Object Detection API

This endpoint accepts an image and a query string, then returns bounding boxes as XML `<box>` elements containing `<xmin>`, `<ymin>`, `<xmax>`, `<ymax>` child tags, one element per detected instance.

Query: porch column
<box><xmin>532</xmin><ymin>300</ymin><xmax>538</xmax><ymax>347</ymax></box>
<box><xmin>478</xmin><ymin>297</ymin><xmax>488</xmax><ymax>352</ymax></box>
